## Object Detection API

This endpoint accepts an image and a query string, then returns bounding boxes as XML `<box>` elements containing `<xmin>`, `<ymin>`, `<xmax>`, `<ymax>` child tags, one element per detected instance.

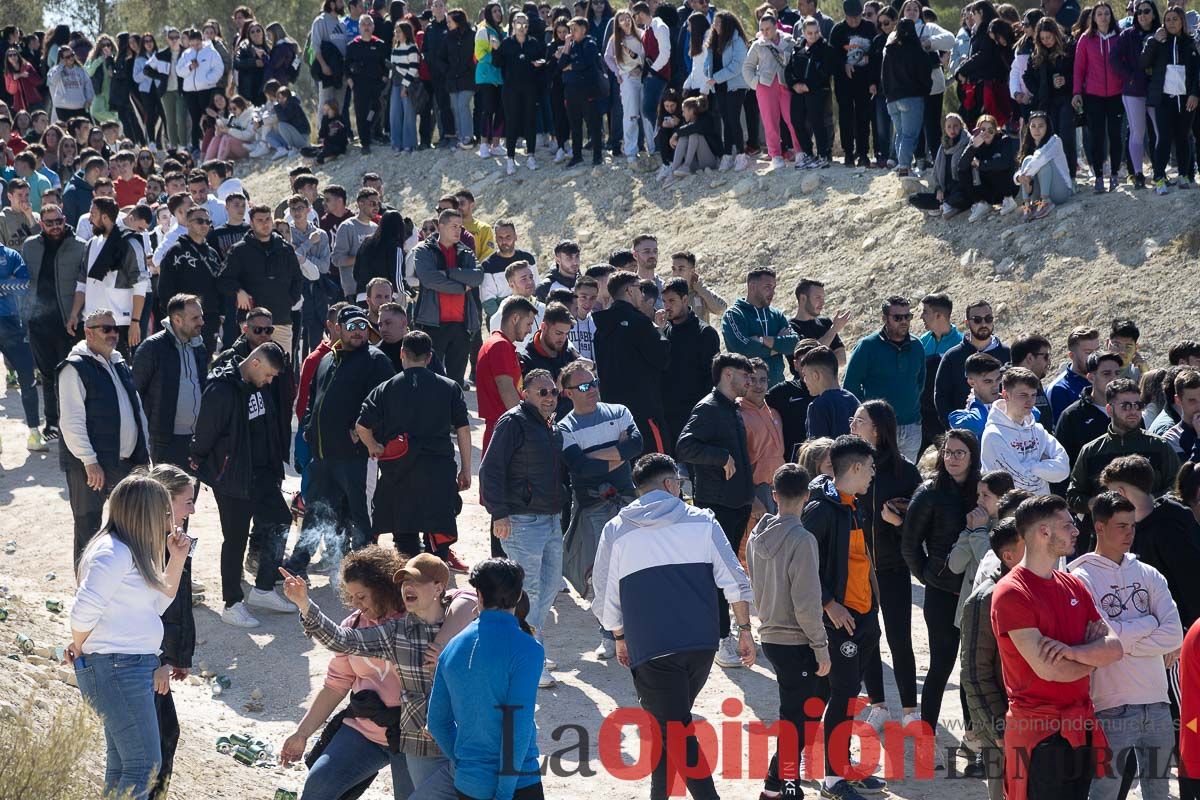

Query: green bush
<box><xmin>0</xmin><ymin>694</ymin><xmax>106</xmax><ymax>800</ymax></box>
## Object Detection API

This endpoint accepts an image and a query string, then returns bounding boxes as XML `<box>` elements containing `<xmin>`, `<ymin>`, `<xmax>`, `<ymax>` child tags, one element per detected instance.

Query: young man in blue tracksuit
<box><xmin>722</xmin><ymin>266</ymin><xmax>798</xmax><ymax>388</ymax></box>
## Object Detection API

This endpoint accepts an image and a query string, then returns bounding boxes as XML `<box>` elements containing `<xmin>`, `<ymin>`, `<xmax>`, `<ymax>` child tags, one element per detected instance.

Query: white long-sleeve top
<box><xmin>1068</xmin><ymin>551</ymin><xmax>1182</xmax><ymax>711</ymax></box>
<box><xmin>153</xmin><ymin>222</ymin><xmax>186</xmax><ymax>268</ymax></box>
<box><xmin>1009</xmin><ymin>48</ymin><xmax>1030</xmax><ymax>99</ymax></box>
<box><xmin>979</xmin><ymin>399</ymin><xmax>1071</xmax><ymax>495</ymax></box>
<box><xmin>1014</xmin><ymin>133</ymin><xmax>1073</xmax><ymax>193</ymax></box>
<box><xmin>58</xmin><ymin>340</ymin><xmax>148</xmax><ymax>466</ymax></box>
<box><xmin>604</xmin><ymin>33</ymin><xmax>645</xmax><ymax>78</ymax></box>
<box><xmin>71</xmin><ymin>534</ymin><xmax>174</xmax><ymax>655</ymax></box>
<box><xmin>682</xmin><ymin>45</ymin><xmax>711</xmax><ymax>93</ymax></box>
<box><xmin>177</xmin><ymin>44</ymin><xmax>224</xmax><ymax>92</ymax></box>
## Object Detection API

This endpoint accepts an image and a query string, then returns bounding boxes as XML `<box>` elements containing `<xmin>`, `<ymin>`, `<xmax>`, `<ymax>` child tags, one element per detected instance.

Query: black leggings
<box><xmin>502</xmin><ymin>85</ymin><xmax>538</xmax><ymax>158</ymax></box>
<box><xmin>565</xmin><ymin>86</ymin><xmax>601</xmax><ymax>161</ymax></box>
<box><xmin>183</xmin><ymin>88</ymin><xmax>212</xmax><ymax>150</ymax></box>
<box><xmin>1153</xmin><ymin>98</ymin><xmax>1195</xmax><ymax>181</ymax></box>
<box><xmin>864</xmin><ymin>567</ymin><xmax>919</xmax><ymax>709</ymax></box>
<box><xmin>792</xmin><ymin>90</ymin><xmax>831</xmax><ymax>159</ymax></box>
<box><xmin>916</xmin><ymin>91</ymin><xmax>944</xmax><ymax>162</ymax></box>
<box><xmin>834</xmin><ymin>76</ymin><xmax>871</xmax><ymax>162</ymax></box>
<box><xmin>921</xmin><ymin>584</ymin><xmax>961</xmax><ymax>729</ymax></box>
<box><xmin>715</xmin><ymin>86</ymin><xmax>747</xmax><ymax>156</ymax></box>
<box><xmin>743</xmin><ymin>83</ymin><xmax>761</xmax><ymax>149</ymax></box>
<box><xmin>825</xmin><ymin>610</ymin><xmax>880</xmax><ymax>777</ymax></box>
<box><xmin>550</xmin><ymin>83</ymin><xmax>568</xmax><ymax>148</ymax></box>
<box><xmin>138</xmin><ymin>90</ymin><xmax>161</xmax><ymax>146</ymax></box>
<box><xmin>477</xmin><ymin>83</ymin><xmax>503</xmax><ymax>140</ymax></box>
<box><xmin>697</xmin><ymin>501</ymin><xmax>752</xmax><ymax>639</ymax></box>
<box><xmin>1083</xmin><ymin>93</ymin><xmax>1124</xmax><ymax>178</ymax></box>
<box><xmin>117</xmin><ymin>98</ymin><xmax>146</xmax><ymax>145</ymax></box>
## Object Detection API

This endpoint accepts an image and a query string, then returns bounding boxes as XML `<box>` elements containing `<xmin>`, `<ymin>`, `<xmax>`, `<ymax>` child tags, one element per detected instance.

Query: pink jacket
<box><xmin>1073</xmin><ymin>31</ymin><xmax>1123</xmax><ymax>97</ymax></box>
<box><xmin>324</xmin><ymin>610</ymin><xmax>406</xmax><ymax>747</ymax></box>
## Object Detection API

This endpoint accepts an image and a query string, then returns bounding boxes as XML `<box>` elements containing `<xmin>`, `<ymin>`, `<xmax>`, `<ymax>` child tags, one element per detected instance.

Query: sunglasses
<box><xmin>1115</xmin><ymin>400</ymin><xmax>1146</xmax><ymax>411</ymax></box>
<box><xmin>570</xmin><ymin>380</ymin><xmax>599</xmax><ymax>392</ymax></box>
<box><xmin>969</xmin><ymin>314</ymin><xmax>994</xmax><ymax>324</ymax></box>
<box><xmin>890</xmin><ymin>313</ymin><xmax>913</xmax><ymax>321</ymax></box>
<box><xmin>250</xmin><ymin>325</ymin><xmax>275</xmax><ymax>335</ymax></box>
<box><xmin>42</xmin><ymin>217</ymin><xmax>65</xmax><ymax>226</ymax></box>
<box><xmin>190</xmin><ymin>218</ymin><xmax>212</xmax><ymax>225</ymax></box>
<box><xmin>87</xmin><ymin>324</ymin><xmax>118</xmax><ymax>334</ymax></box>
<box><xmin>343</xmin><ymin>320</ymin><xmax>370</xmax><ymax>331</ymax></box>
<box><xmin>533</xmin><ymin>387</ymin><xmax>560</xmax><ymax>398</ymax></box>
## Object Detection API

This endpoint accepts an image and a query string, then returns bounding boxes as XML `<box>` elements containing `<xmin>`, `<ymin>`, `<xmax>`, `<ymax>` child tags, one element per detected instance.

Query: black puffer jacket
<box><xmin>218</xmin><ymin>232</ymin><xmax>303</xmax><ymax>324</ymax></box>
<box><xmin>662</xmin><ymin>311</ymin><xmax>720</xmax><ymax>440</ymax></box>
<box><xmin>1141</xmin><ymin>31</ymin><xmax>1200</xmax><ymax>106</ymax></box>
<box><xmin>675</xmin><ymin>389</ymin><xmax>754</xmax><ymax>509</ymax></box>
<box><xmin>861</xmin><ymin>450</ymin><xmax>923</xmax><ymax>573</ymax></box>
<box><xmin>439</xmin><ymin>27</ymin><xmax>476</xmax><ymax>93</ymax></box>
<box><xmin>802</xmin><ymin>474</ymin><xmax>879</xmax><ymax>611</ymax></box>
<box><xmin>479</xmin><ymin>401</ymin><xmax>565</xmax><ymax>519</ymax></box>
<box><xmin>132</xmin><ymin>322</ymin><xmax>208</xmax><ymax>445</ymax></box>
<box><xmin>901</xmin><ymin>476</ymin><xmax>972</xmax><ymax>593</ymax></box>
<box><xmin>302</xmin><ymin>342</ymin><xmax>395</xmax><ymax>460</ymax></box>
<box><xmin>190</xmin><ymin>356</ymin><xmax>284</xmax><ymax>499</ymax></box>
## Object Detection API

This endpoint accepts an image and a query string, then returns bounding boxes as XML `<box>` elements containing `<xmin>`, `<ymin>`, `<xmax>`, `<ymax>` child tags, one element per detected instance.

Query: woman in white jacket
<box><xmin>204</xmin><ymin>95</ymin><xmax>258</xmax><ymax>160</ymax></box>
<box><xmin>1014</xmin><ymin>110</ymin><xmax>1073</xmax><ymax>220</ymax></box>
<box><xmin>681</xmin><ymin>13</ymin><xmax>712</xmax><ymax>96</ymax></box>
<box><xmin>177</xmin><ymin>30</ymin><xmax>224</xmax><ymax>153</ymax></box>
<box><xmin>604</xmin><ymin>10</ymin><xmax>648</xmax><ymax>165</ymax></box>
<box><xmin>741</xmin><ymin>13</ymin><xmax>799</xmax><ymax>170</ymax></box>
<box><xmin>900</xmin><ymin>0</ymin><xmax>956</xmax><ymax>167</ymax></box>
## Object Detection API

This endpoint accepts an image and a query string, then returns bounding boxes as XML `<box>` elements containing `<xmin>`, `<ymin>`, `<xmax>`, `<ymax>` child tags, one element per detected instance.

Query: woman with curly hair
<box><xmin>280</xmin><ymin>551</ymin><xmax>476</xmax><ymax>799</ymax></box>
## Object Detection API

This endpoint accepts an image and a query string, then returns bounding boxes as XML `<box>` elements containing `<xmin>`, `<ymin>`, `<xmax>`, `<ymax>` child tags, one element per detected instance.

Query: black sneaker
<box><xmin>847</xmin><ymin>776</ymin><xmax>887</xmax><ymax>795</ymax></box>
<box><xmin>566</xmin><ymin>156</ymin><xmax>583</xmax><ymax>168</ymax></box>
<box><xmin>843</xmin><ymin>156</ymin><xmax>854</xmax><ymax>167</ymax></box>
<box><xmin>856</xmin><ymin>157</ymin><xmax>872</xmax><ymax>168</ymax></box>
<box><xmin>820</xmin><ymin>781</ymin><xmax>868</xmax><ymax>800</ymax></box>
<box><xmin>1134</xmin><ymin>173</ymin><xmax>1146</xmax><ymax>189</ymax></box>
<box><xmin>42</xmin><ymin>426</ymin><xmax>61</xmax><ymax>443</ymax></box>
<box><xmin>781</xmin><ymin>779</ymin><xmax>802</xmax><ymax>798</ymax></box>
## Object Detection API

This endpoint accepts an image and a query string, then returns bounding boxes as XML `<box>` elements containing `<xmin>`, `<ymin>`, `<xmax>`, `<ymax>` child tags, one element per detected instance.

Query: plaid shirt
<box><xmin>302</xmin><ymin>600</ymin><xmax>443</xmax><ymax>758</ymax></box>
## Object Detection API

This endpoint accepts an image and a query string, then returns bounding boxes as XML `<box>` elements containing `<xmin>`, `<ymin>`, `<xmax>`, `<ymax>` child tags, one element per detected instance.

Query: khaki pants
<box><xmin>270</xmin><ymin>324</ymin><xmax>293</xmax><ymax>354</ymax></box>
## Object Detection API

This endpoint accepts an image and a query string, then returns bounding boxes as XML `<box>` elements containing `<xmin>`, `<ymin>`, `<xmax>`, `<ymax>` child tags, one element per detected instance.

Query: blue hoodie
<box><xmin>427</xmin><ymin>610</ymin><xmax>543</xmax><ymax>800</ymax></box>
<box><xmin>591</xmin><ymin>489</ymin><xmax>752</xmax><ymax>667</ymax></box>
<box><xmin>0</xmin><ymin>245</ymin><xmax>29</xmax><ymax>319</ymax></box>
<box><xmin>949</xmin><ymin>397</ymin><xmax>1040</xmax><ymax>440</ymax></box>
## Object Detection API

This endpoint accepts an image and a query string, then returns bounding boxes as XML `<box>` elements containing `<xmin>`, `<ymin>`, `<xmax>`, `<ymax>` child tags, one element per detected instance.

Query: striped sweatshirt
<box><xmin>592</xmin><ymin>489</ymin><xmax>752</xmax><ymax>668</ymax></box>
<box><xmin>390</xmin><ymin>43</ymin><xmax>420</xmax><ymax>87</ymax></box>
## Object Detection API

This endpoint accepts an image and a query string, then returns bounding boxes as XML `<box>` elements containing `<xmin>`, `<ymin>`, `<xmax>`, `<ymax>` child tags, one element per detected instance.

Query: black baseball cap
<box><xmin>337</xmin><ymin>306</ymin><xmax>369</xmax><ymax>325</ymax></box>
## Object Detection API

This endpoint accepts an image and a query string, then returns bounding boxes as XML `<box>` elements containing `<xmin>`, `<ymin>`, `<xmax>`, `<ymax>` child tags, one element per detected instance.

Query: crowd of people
<box><xmin>1</xmin><ymin>1</ymin><xmax>1200</xmax><ymax>800</ymax></box>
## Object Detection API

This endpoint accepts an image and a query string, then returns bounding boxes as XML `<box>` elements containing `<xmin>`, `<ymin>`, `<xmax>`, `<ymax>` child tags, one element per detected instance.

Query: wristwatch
<box><xmin>736</xmin><ymin>623</ymin><xmax>752</xmax><ymax>632</ymax></box>
<box><xmin>613</xmin><ymin>633</ymin><xmax>625</xmax><ymax>641</ymax></box>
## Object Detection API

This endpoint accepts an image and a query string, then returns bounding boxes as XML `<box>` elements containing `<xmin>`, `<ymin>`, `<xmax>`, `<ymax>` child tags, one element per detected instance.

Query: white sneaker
<box><xmin>863</xmin><ymin>704</ymin><xmax>889</xmax><ymax>734</ymax></box>
<box><xmin>191</xmin><ymin>578</ymin><xmax>207</xmax><ymax>593</ymax></box>
<box><xmin>26</xmin><ymin>429</ymin><xmax>48</xmax><ymax>452</ymax></box>
<box><xmin>718</xmin><ymin>154</ymin><xmax>733</xmax><ymax>171</ymax></box>
<box><xmin>794</xmin><ymin>153</ymin><xmax>810</xmax><ymax>169</ymax></box>
<box><xmin>553</xmin><ymin>147</ymin><xmax>566</xmax><ymax>163</ymax></box>
<box><xmin>595</xmin><ymin>638</ymin><xmax>616</xmax><ymax>659</ymax></box>
<box><xmin>770</xmin><ymin>156</ymin><xmax>786</xmax><ymax>170</ymax></box>
<box><xmin>538</xmin><ymin>666</ymin><xmax>557</xmax><ymax>688</ymax></box>
<box><xmin>221</xmin><ymin>601</ymin><xmax>261</xmax><ymax>628</ymax></box>
<box><xmin>271</xmin><ymin>147</ymin><xmax>288</xmax><ymax>160</ymax></box>
<box><xmin>734</xmin><ymin>153</ymin><xmax>750</xmax><ymax>172</ymax></box>
<box><xmin>714</xmin><ymin>634</ymin><xmax>743</xmax><ymax>668</ymax></box>
<box><xmin>248</xmin><ymin>143</ymin><xmax>269</xmax><ymax>157</ymax></box>
<box><xmin>544</xmin><ymin>656</ymin><xmax>557</xmax><ymax>670</ymax></box>
<box><xmin>246</xmin><ymin>587</ymin><xmax>298</xmax><ymax>613</ymax></box>
<box><xmin>902</xmin><ymin>711</ymin><xmax>922</xmax><ymax>728</ymax></box>
<box><xmin>999</xmin><ymin>195</ymin><xmax>1019</xmax><ymax>216</ymax></box>
<box><xmin>967</xmin><ymin>202</ymin><xmax>992</xmax><ymax>223</ymax></box>
<box><xmin>656</xmin><ymin>164</ymin><xmax>671</xmax><ymax>180</ymax></box>
<box><xmin>527</xmin><ymin>155</ymin><xmax>538</xmax><ymax>170</ymax></box>
<box><xmin>506</xmin><ymin>157</ymin><xmax>516</xmax><ymax>175</ymax></box>
<box><xmin>478</xmin><ymin>142</ymin><xmax>491</xmax><ymax>158</ymax></box>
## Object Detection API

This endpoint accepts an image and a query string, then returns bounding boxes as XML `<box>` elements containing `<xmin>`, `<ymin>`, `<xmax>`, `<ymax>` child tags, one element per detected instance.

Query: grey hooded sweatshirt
<box><xmin>745</xmin><ymin>512</ymin><xmax>829</xmax><ymax>657</ymax></box>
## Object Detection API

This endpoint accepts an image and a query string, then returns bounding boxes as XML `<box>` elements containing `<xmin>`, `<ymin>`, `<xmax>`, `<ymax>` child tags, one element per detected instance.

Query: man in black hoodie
<box><xmin>829</xmin><ymin>0</ymin><xmax>876</xmax><ymax>167</ymax></box>
<box><xmin>345</xmin><ymin>13</ymin><xmax>389</xmax><ymax>153</ymax></box>
<box><xmin>933</xmin><ymin>298</ymin><xmax>1010</xmax><ymax>424</ymax></box>
<box><xmin>190</xmin><ymin>341</ymin><xmax>296</xmax><ymax>629</ymax></box>
<box><xmin>594</xmin><ymin>270</ymin><xmax>671</xmax><ymax>453</ymax></box>
<box><xmin>661</xmin><ymin>277</ymin><xmax>719</xmax><ymax>453</ymax></box>
<box><xmin>287</xmin><ymin>305</ymin><xmax>394</xmax><ymax>578</ymax></box>
<box><xmin>676</xmin><ymin>352</ymin><xmax>755</xmax><ymax>668</ymax></box>
<box><xmin>219</xmin><ymin>204</ymin><xmax>304</xmax><ymax>354</ymax></box>
<box><xmin>518</xmin><ymin>302</ymin><xmax>579</xmax><ymax>420</ymax></box>
<box><xmin>158</xmin><ymin>206</ymin><xmax>224</xmax><ymax>354</ymax></box>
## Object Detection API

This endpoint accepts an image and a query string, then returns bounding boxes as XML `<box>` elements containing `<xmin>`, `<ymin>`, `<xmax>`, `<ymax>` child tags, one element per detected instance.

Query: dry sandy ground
<box><xmin>1</xmin><ymin>146</ymin><xmax>1188</xmax><ymax>799</ymax></box>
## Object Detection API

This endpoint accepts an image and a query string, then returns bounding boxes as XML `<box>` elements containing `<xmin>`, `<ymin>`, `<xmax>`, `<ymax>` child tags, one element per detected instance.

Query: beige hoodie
<box><xmin>746</xmin><ymin>512</ymin><xmax>829</xmax><ymax>656</ymax></box>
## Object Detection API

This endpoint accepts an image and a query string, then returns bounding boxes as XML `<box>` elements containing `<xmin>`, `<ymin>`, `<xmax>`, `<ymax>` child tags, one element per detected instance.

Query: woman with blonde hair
<box><xmin>66</xmin><ymin>474</ymin><xmax>191</xmax><ymax>800</ymax></box>
<box><xmin>604</xmin><ymin>8</ymin><xmax>647</xmax><ymax>165</ymax></box>
<box><xmin>797</xmin><ymin>435</ymin><xmax>835</xmax><ymax>477</ymax></box>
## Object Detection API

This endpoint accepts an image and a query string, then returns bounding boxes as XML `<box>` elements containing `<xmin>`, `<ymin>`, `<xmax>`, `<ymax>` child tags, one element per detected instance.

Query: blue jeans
<box><xmin>450</xmin><ymin>90</ymin><xmax>474</xmax><ymax>143</ymax></box>
<box><xmin>504</xmin><ymin>513</ymin><xmax>563</xmax><ymax>639</ymax></box>
<box><xmin>0</xmin><ymin>315</ymin><xmax>39</xmax><ymax>427</ymax></box>
<box><xmin>75</xmin><ymin>652</ymin><xmax>161</xmax><ymax>800</ymax></box>
<box><xmin>897</xmin><ymin>421</ymin><xmax>922</xmax><ymax>463</ymax></box>
<box><xmin>265</xmin><ymin>121</ymin><xmax>310</xmax><ymax>150</ymax></box>
<box><xmin>1019</xmin><ymin>155</ymin><xmax>1074</xmax><ymax>205</ymax></box>
<box><xmin>642</xmin><ymin>75</ymin><xmax>668</xmax><ymax>130</ymax></box>
<box><xmin>303</xmin><ymin>722</ymin><xmax>456</xmax><ymax>800</ymax></box>
<box><xmin>390</xmin><ymin>84</ymin><xmax>417</xmax><ymax>151</ymax></box>
<box><xmin>873</xmin><ymin>94</ymin><xmax>893</xmax><ymax>161</ymax></box>
<box><xmin>1091</xmin><ymin>702</ymin><xmax>1174</xmax><ymax>800</ymax></box>
<box><xmin>887</xmin><ymin>96</ymin><xmax>924</xmax><ymax>169</ymax></box>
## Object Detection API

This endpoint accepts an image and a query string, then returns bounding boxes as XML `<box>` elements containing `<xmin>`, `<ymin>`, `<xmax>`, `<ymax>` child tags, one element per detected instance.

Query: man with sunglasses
<box><xmin>844</xmin><ymin>295</ymin><xmax>926</xmax><ymax>462</ymax></box>
<box><xmin>20</xmin><ymin>204</ymin><xmax>84</xmax><ymax>444</ymax></box>
<box><xmin>479</xmin><ymin>368</ymin><xmax>567</xmax><ymax>689</ymax></box>
<box><xmin>1010</xmin><ymin>333</ymin><xmax>1055</xmax><ymax>426</ymax></box>
<box><xmin>58</xmin><ymin>308</ymin><xmax>150</xmax><ymax>563</ymax></box>
<box><xmin>220</xmin><ymin>204</ymin><xmax>303</xmax><ymax>354</ymax></box>
<box><xmin>157</xmin><ymin>207</ymin><xmax>224</xmax><ymax>354</ymax></box>
<box><xmin>286</xmin><ymin>305</ymin><xmax>393</xmax><ymax>579</ymax></box>
<box><xmin>45</xmin><ymin>47</ymin><xmax>94</xmax><ymax>124</ymax></box>
<box><xmin>933</xmin><ymin>299</ymin><xmax>1010</xmax><ymax>426</ymax></box>
<box><xmin>1069</xmin><ymin>378</ymin><xmax>1183</xmax><ymax>518</ymax></box>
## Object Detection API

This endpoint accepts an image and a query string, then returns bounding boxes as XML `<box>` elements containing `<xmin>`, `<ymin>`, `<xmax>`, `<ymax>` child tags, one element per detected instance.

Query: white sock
<box><xmin>823</xmin><ymin>777</ymin><xmax>844</xmax><ymax>789</ymax></box>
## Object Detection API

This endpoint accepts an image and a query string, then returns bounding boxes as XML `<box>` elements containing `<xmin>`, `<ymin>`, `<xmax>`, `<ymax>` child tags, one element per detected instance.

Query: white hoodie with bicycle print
<box><xmin>1068</xmin><ymin>551</ymin><xmax>1182</xmax><ymax>712</ymax></box>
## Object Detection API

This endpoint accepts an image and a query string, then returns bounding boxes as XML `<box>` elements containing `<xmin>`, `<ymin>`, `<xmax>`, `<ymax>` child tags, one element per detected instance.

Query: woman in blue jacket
<box><xmin>474</xmin><ymin>2</ymin><xmax>507</xmax><ymax>157</ymax></box>
<box><xmin>704</xmin><ymin>10</ymin><xmax>750</xmax><ymax>170</ymax></box>
<box><xmin>558</xmin><ymin>17</ymin><xmax>604</xmax><ymax>167</ymax></box>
